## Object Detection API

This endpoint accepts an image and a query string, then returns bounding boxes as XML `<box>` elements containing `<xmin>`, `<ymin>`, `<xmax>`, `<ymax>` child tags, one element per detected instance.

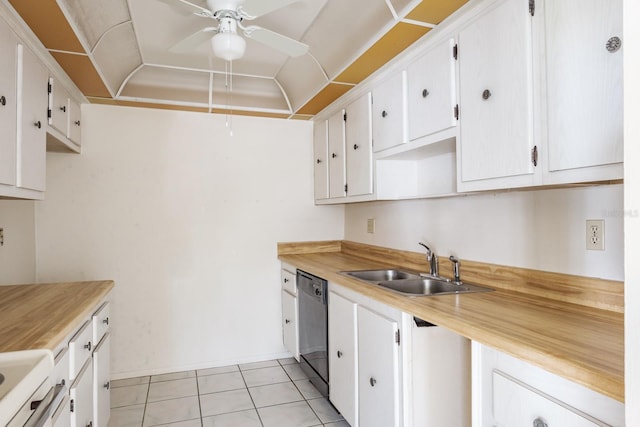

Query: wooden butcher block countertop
<box><xmin>0</xmin><ymin>280</ymin><xmax>114</xmax><ymax>353</ymax></box>
<box><xmin>279</xmin><ymin>241</ymin><xmax>624</xmax><ymax>403</ymax></box>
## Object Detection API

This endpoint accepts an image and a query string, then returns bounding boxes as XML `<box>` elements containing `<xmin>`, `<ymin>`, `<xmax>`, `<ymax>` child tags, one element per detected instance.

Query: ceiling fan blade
<box><xmin>169</xmin><ymin>27</ymin><xmax>217</xmax><ymax>53</ymax></box>
<box><xmin>243</xmin><ymin>26</ymin><xmax>309</xmax><ymax>57</ymax></box>
<box><xmin>155</xmin><ymin>0</ymin><xmax>214</xmax><ymax>18</ymax></box>
<box><xmin>239</xmin><ymin>0</ymin><xmax>300</xmax><ymax>19</ymax></box>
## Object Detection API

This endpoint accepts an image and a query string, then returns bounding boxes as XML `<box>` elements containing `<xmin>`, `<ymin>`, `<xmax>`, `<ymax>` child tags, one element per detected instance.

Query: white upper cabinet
<box><xmin>540</xmin><ymin>0</ymin><xmax>623</xmax><ymax>183</ymax></box>
<box><xmin>372</xmin><ymin>71</ymin><xmax>407</xmax><ymax>153</ymax></box>
<box><xmin>17</xmin><ymin>43</ymin><xmax>47</xmax><ymax>192</ymax></box>
<box><xmin>313</xmin><ymin>120</ymin><xmax>329</xmax><ymax>200</ymax></box>
<box><xmin>345</xmin><ymin>92</ymin><xmax>373</xmax><ymax>197</ymax></box>
<box><xmin>407</xmin><ymin>38</ymin><xmax>458</xmax><ymax>142</ymax></box>
<box><xmin>457</xmin><ymin>0</ymin><xmax>536</xmax><ymax>191</ymax></box>
<box><xmin>68</xmin><ymin>97</ymin><xmax>82</xmax><ymax>145</ymax></box>
<box><xmin>328</xmin><ymin>109</ymin><xmax>347</xmax><ymax>198</ymax></box>
<box><xmin>48</xmin><ymin>76</ymin><xmax>70</xmax><ymax>136</ymax></box>
<box><xmin>0</xmin><ymin>19</ymin><xmax>17</xmax><ymax>187</ymax></box>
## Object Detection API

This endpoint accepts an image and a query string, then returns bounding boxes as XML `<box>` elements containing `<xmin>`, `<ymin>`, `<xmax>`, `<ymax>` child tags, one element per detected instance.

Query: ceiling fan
<box><xmin>160</xmin><ymin>0</ymin><xmax>310</xmax><ymax>61</ymax></box>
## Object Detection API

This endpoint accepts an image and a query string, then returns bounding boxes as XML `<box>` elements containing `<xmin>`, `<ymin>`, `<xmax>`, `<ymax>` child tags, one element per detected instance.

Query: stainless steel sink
<box><xmin>341</xmin><ymin>269</ymin><xmax>493</xmax><ymax>296</ymax></box>
<box><xmin>343</xmin><ymin>269</ymin><xmax>421</xmax><ymax>282</ymax></box>
<box><xmin>377</xmin><ymin>277</ymin><xmax>493</xmax><ymax>296</ymax></box>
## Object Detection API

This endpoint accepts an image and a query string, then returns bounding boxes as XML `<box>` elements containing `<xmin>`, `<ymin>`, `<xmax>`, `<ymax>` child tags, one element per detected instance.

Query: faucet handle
<box><xmin>418</xmin><ymin>242</ymin><xmax>432</xmax><ymax>259</ymax></box>
<box><xmin>449</xmin><ymin>256</ymin><xmax>461</xmax><ymax>283</ymax></box>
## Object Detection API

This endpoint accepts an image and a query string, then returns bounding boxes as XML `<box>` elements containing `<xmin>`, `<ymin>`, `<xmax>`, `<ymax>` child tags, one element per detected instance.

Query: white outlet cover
<box><xmin>586</xmin><ymin>219</ymin><xmax>604</xmax><ymax>251</ymax></box>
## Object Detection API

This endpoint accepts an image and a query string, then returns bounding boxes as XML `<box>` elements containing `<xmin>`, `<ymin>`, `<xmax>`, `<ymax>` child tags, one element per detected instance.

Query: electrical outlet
<box><xmin>367</xmin><ymin>218</ymin><xmax>375</xmax><ymax>234</ymax></box>
<box><xmin>586</xmin><ymin>219</ymin><xmax>604</xmax><ymax>251</ymax></box>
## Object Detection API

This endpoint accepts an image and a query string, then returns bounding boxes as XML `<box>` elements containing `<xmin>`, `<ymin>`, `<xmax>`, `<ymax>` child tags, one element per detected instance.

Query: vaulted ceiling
<box><xmin>8</xmin><ymin>0</ymin><xmax>468</xmax><ymax>119</ymax></box>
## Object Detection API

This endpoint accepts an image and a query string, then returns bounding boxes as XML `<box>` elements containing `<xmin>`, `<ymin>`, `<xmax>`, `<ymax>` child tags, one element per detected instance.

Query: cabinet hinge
<box><xmin>47</xmin><ymin>108</ymin><xmax>52</xmax><ymax>119</ymax></box>
<box><xmin>47</xmin><ymin>82</ymin><xmax>52</xmax><ymax>94</ymax></box>
<box><xmin>344</xmin><ymin>184</ymin><xmax>348</xmax><ymax>194</ymax></box>
<box><xmin>395</xmin><ymin>330</ymin><xmax>400</xmax><ymax>345</ymax></box>
<box><xmin>529</xmin><ymin>0</ymin><xmax>535</xmax><ymax>16</ymax></box>
<box><xmin>531</xmin><ymin>145</ymin><xmax>538</xmax><ymax>167</ymax></box>
<box><xmin>453</xmin><ymin>44</ymin><xmax>458</xmax><ymax>60</ymax></box>
<box><xmin>343</xmin><ymin>112</ymin><xmax>347</xmax><ymax>122</ymax></box>
<box><xmin>70</xmin><ymin>399</ymin><xmax>75</xmax><ymax>412</ymax></box>
<box><xmin>454</xmin><ymin>104</ymin><xmax>459</xmax><ymax>121</ymax></box>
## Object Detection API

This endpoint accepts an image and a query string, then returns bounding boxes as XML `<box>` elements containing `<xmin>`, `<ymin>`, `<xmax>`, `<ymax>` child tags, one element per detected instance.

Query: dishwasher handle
<box><xmin>25</xmin><ymin>383</ymin><xmax>67</xmax><ymax>427</ymax></box>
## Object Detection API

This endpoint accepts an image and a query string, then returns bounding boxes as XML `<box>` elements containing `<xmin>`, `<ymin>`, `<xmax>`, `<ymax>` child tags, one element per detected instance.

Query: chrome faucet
<box><xmin>449</xmin><ymin>255</ymin><xmax>461</xmax><ymax>284</ymax></box>
<box><xmin>418</xmin><ymin>242</ymin><xmax>439</xmax><ymax>277</ymax></box>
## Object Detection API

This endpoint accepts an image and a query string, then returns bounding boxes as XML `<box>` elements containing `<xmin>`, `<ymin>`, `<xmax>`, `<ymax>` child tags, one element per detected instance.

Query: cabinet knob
<box><xmin>285</xmin><ymin>319</ymin><xmax>291</xmax><ymax>324</ymax></box>
<box><xmin>60</xmin><ymin>105</ymin><xmax>66</xmax><ymax>112</ymax></box>
<box><xmin>482</xmin><ymin>89</ymin><xmax>492</xmax><ymax>100</ymax></box>
<box><xmin>533</xmin><ymin>418</ymin><xmax>548</xmax><ymax>427</ymax></box>
<box><xmin>369</xmin><ymin>377</ymin><xmax>377</xmax><ymax>387</ymax></box>
<box><xmin>337</xmin><ymin>350</ymin><xmax>343</xmax><ymax>358</ymax></box>
<box><xmin>316</xmin><ymin>158</ymin><xmax>321</xmax><ymax>164</ymax></box>
<box><xmin>284</xmin><ymin>278</ymin><xmax>289</xmax><ymax>283</ymax></box>
<box><xmin>0</xmin><ymin>96</ymin><xmax>5</xmax><ymax>106</ymax></box>
<box><xmin>353</xmin><ymin>144</ymin><xmax>359</xmax><ymax>150</ymax></box>
<box><xmin>87</xmin><ymin>422</ymin><xmax>93</xmax><ymax>427</ymax></box>
<box><xmin>331</xmin><ymin>153</ymin><xmax>337</xmax><ymax>158</ymax></box>
<box><xmin>381</xmin><ymin>110</ymin><xmax>388</xmax><ymax>118</ymax></box>
<box><xmin>74</xmin><ymin>120</ymin><xmax>81</xmax><ymax>126</ymax></box>
<box><xmin>84</xmin><ymin>341</ymin><xmax>92</xmax><ymax>352</ymax></box>
<box><xmin>104</xmin><ymin>381</ymin><xmax>110</xmax><ymax>390</ymax></box>
<box><xmin>34</xmin><ymin>121</ymin><xmax>42</xmax><ymax>129</ymax></box>
<box><xmin>422</xmin><ymin>89</ymin><xmax>429</xmax><ymax>98</ymax></box>
<box><xmin>103</xmin><ymin>317</ymin><xmax>109</xmax><ymax>325</ymax></box>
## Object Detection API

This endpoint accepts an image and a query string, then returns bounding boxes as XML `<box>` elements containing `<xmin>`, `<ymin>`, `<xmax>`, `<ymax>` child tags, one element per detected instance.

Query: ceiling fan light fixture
<box><xmin>211</xmin><ymin>16</ymin><xmax>246</xmax><ymax>61</ymax></box>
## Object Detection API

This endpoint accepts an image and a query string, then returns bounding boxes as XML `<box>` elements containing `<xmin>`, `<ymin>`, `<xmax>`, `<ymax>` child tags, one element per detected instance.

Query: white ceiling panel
<box><xmin>59</xmin><ymin>0</ymin><xmax>131</xmax><ymax>50</ymax></box>
<box><xmin>92</xmin><ymin>22</ymin><xmax>143</xmax><ymax>95</ymax></box>
<box><xmin>389</xmin><ymin>0</ymin><xmax>421</xmax><ymax>18</ymax></box>
<box><xmin>120</xmin><ymin>65</ymin><xmax>210</xmax><ymax>104</ymax></box>
<box><xmin>211</xmin><ymin>75</ymin><xmax>289</xmax><ymax>111</ymax></box>
<box><xmin>276</xmin><ymin>54</ymin><xmax>328</xmax><ymax>110</ymax></box>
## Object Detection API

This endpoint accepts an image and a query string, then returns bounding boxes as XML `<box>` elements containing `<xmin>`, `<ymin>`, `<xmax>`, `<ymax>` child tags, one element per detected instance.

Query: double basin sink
<box><xmin>342</xmin><ymin>269</ymin><xmax>493</xmax><ymax>297</ymax></box>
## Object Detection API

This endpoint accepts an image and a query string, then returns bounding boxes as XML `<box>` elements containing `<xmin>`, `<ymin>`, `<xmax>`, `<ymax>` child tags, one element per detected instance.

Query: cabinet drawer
<box><xmin>7</xmin><ymin>378</ymin><xmax>50</xmax><ymax>427</ymax></box>
<box><xmin>493</xmin><ymin>370</ymin><xmax>605</xmax><ymax>427</ymax></box>
<box><xmin>69</xmin><ymin>321</ymin><xmax>92</xmax><ymax>381</ymax></box>
<box><xmin>92</xmin><ymin>302</ymin><xmax>111</xmax><ymax>345</ymax></box>
<box><xmin>70</xmin><ymin>360</ymin><xmax>93</xmax><ymax>427</ymax></box>
<box><xmin>52</xmin><ymin>346</ymin><xmax>70</xmax><ymax>388</ymax></box>
<box><xmin>281</xmin><ymin>269</ymin><xmax>296</xmax><ymax>295</ymax></box>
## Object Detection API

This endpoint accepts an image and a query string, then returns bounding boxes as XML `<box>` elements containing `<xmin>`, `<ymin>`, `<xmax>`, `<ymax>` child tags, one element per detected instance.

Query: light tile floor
<box><xmin>108</xmin><ymin>358</ymin><xmax>350</xmax><ymax>427</ymax></box>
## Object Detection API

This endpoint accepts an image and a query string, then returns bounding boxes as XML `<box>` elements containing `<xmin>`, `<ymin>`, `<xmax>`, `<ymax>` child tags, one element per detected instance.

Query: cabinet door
<box><xmin>0</xmin><ymin>21</ymin><xmax>17</xmax><ymax>186</ymax></box>
<box><xmin>93</xmin><ymin>334</ymin><xmax>111</xmax><ymax>427</ymax></box>
<box><xmin>70</xmin><ymin>360</ymin><xmax>93</xmax><ymax>427</ymax></box>
<box><xmin>372</xmin><ymin>71</ymin><xmax>407</xmax><ymax>153</ymax></box>
<box><xmin>328</xmin><ymin>109</ymin><xmax>346</xmax><ymax>198</ymax></box>
<box><xmin>408</xmin><ymin>38</ymin><xmax>457</xmax><ymax>141</ymax></box>
<box><xmin>282</xmin><ymin>290</ymin><xmax>299</xmax><ymax>360</ymax></box>
<box><xmin>458</xmin><ymin>0</ymin><xmax>535</xmax><ymax>186</ymax></box>
<box><xmin>17</xmin><ymin>44</ymin><xmax>47</xmax><ymax>191</ymax></box>
<box><xmin>357</xmin><ymin>306</ymin><xmax>399</xmax><ymax>427</ymax></box>
<box><xmin>328</xmin><ymin>292</ymin><xmax>358</xmax><ymax>427</ymax></box>
<box><xmin>48</xmin><ymin>77</ymin><xmax>69</xmax><ymax>135</ymax></box>
<box><xmin>69</xmin><ymin>321</ymin><xmax>93</xmax><ymax>381</ymax></box>
<box><xmin>543</xmin><ymin>0</ymin><xmax>622</xmax><ymax>176</ymax></box>
<box><xmin>345</xmin><ymin>92</ymin><xmax>373</xmax><ymax>197</ymax></box>
<box><xmin>493</xmin><ymin>371</ymin><xmax>601</xmax><ymax>427</ymax></box>
<box><xmin>313</xmin><ymin>120</ymin><xmax>329</xmax><ymax>200</ymax></box>
<box><xmin>68</xmin><ymin>98</ymin><xmax>82</xmax><ymax>144</ymax></box>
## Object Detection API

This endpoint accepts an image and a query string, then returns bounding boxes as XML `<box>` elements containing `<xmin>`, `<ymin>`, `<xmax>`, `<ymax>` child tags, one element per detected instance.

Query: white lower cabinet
<box><xmin>281</xmin><ymin>264</ymin><xmax>299</xmax><ymax>360</ymax></box>
<box><xmin>357</xmin><ymin>305</ymin><xmax>400</xmax><ymax>427</ymax></box>
<box><xmin>93</xmin><ymin>334</ymin><xmax>111</xmax><ymax>427</ymax></box>
<box><xmin>328</xmin><ymin>283</ymin><xmax>469</xmax><ymax>427</ymax></box>
<box><xmin>70</xmin><ymin>360</ymin><xmax>93</xmax><ymax>427</ymax></box>
<box><xmin>328</xmin><ymin>292</ymin><xmax>358</xmax><ymax>427</ymax></box>
<box><xmin>472</xmin><ymin>342</ymin><xmax>624</xmax><ymax>427</ymax></box>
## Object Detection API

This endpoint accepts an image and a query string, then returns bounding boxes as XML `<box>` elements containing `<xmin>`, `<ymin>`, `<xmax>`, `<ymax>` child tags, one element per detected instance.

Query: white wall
<box><xmin>345</xmin><ymin>185</ymin><xmax>624</xmax><ymax>281</ymax></box>
<box><xmin>624</xmin><ymin>0</ymin><xmax>640</xmax><ymax>421</ymax></box>
<box><xmin>0</xmin><ymin>200</ymin><xmax>36</xmax><ymax>284</ymax></box>
<box><xmin>35</xmin><ymin>104</ymin><xmax>345</xmax><ymax>378</ymax></box>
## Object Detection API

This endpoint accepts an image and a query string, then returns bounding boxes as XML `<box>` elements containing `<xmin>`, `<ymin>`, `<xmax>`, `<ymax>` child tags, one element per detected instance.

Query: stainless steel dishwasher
<box><xmin>296</xmin><ymin>269</ymin><xmax>329</xmax><ymax>397</ymax></box>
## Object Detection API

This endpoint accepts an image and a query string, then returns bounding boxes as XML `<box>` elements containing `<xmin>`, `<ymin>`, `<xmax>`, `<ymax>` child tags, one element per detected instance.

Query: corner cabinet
<box><xmin>314</xmin><ymin>93</ymin><xmax>374</xmax><ymax>204</ymax></box>
<box><xmin>472</xmin><ymin>342</ymin><xmax>624</xmax><ymax>427</ymax></box>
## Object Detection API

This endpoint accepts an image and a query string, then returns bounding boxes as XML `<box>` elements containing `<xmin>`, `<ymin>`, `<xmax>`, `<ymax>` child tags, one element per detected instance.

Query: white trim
<box><xmin>115</xmin><ymin>63</ymin><xmax>145</xmax><ymax>98</ymax></box>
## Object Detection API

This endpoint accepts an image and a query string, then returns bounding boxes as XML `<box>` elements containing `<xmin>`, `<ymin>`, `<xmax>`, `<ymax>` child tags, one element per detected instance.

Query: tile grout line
<box><xmin>140</xmin><ymin>376</ymin><xmax>151</xmax><ymax>427</ymax></box>
<box><xmin>194</xmin><ymin>370</ymin><xmax>204</xmax><ymax>427</ymax></box>
<box><xmin>238</xmin><ymin>364</ymin><xmax>266</xmax><ymax>427</ymax></box>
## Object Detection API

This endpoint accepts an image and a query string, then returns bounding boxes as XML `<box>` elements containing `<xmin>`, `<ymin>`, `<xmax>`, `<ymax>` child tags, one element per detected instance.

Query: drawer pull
<box><xmin>34</xmin><ymin>121</ymin><xmax>41</xmax><ymax>129</ymax></box>
<box><xmin>285</xmin><ymin>319</ymin><xmax>291</xmax><ymax>324</ymax></box>
<box><xmin>104</xmin><ymin>381</ymin><xmax>110</xmax><ymax>390</ymax></box>
<box><xmin>337</xmin><ymin>351</ymin><xmax>343</xmax><ymax>358</ymax></box>
<box><xmin>369</xmin><ymin>377</ymin><xmax>376</xmax><ymax>387</ymax></box>
<box><xmin>533</xmin><ymin>417</ymin><xmax>548</xmax><ymax>427</ymax></box>
<box><xmin>103</xmin><ymin>317</ymin><xmax>109</xmax><ymax>325</ymax></box>
<box><xmin>0</xmin><ymin>96</ymin><xmax>6</xmax><ymax>106</ymax></box>
<box><xmin>284</xmin><ymin>278</ymin><xmax>289</xmax><ymax>283</ymax></box>
<box><xmin>84</xmin><ymin>341</ymin><xmax>92</xmax><ymax>352</ymax></box>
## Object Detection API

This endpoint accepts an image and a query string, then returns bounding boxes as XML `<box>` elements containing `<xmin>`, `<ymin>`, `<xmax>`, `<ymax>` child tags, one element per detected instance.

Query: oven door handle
<box><xmin>24</xmin><ymin>383</ymin><xmax>67</xmax><ymax>427</ymax></box>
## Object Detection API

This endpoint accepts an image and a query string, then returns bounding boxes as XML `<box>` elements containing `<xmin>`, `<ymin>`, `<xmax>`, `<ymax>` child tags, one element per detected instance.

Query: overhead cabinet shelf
<box><xmin>312</xmin><ymin>0</ymin><xmax>623</xmax><ymax>204</ymax></box>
